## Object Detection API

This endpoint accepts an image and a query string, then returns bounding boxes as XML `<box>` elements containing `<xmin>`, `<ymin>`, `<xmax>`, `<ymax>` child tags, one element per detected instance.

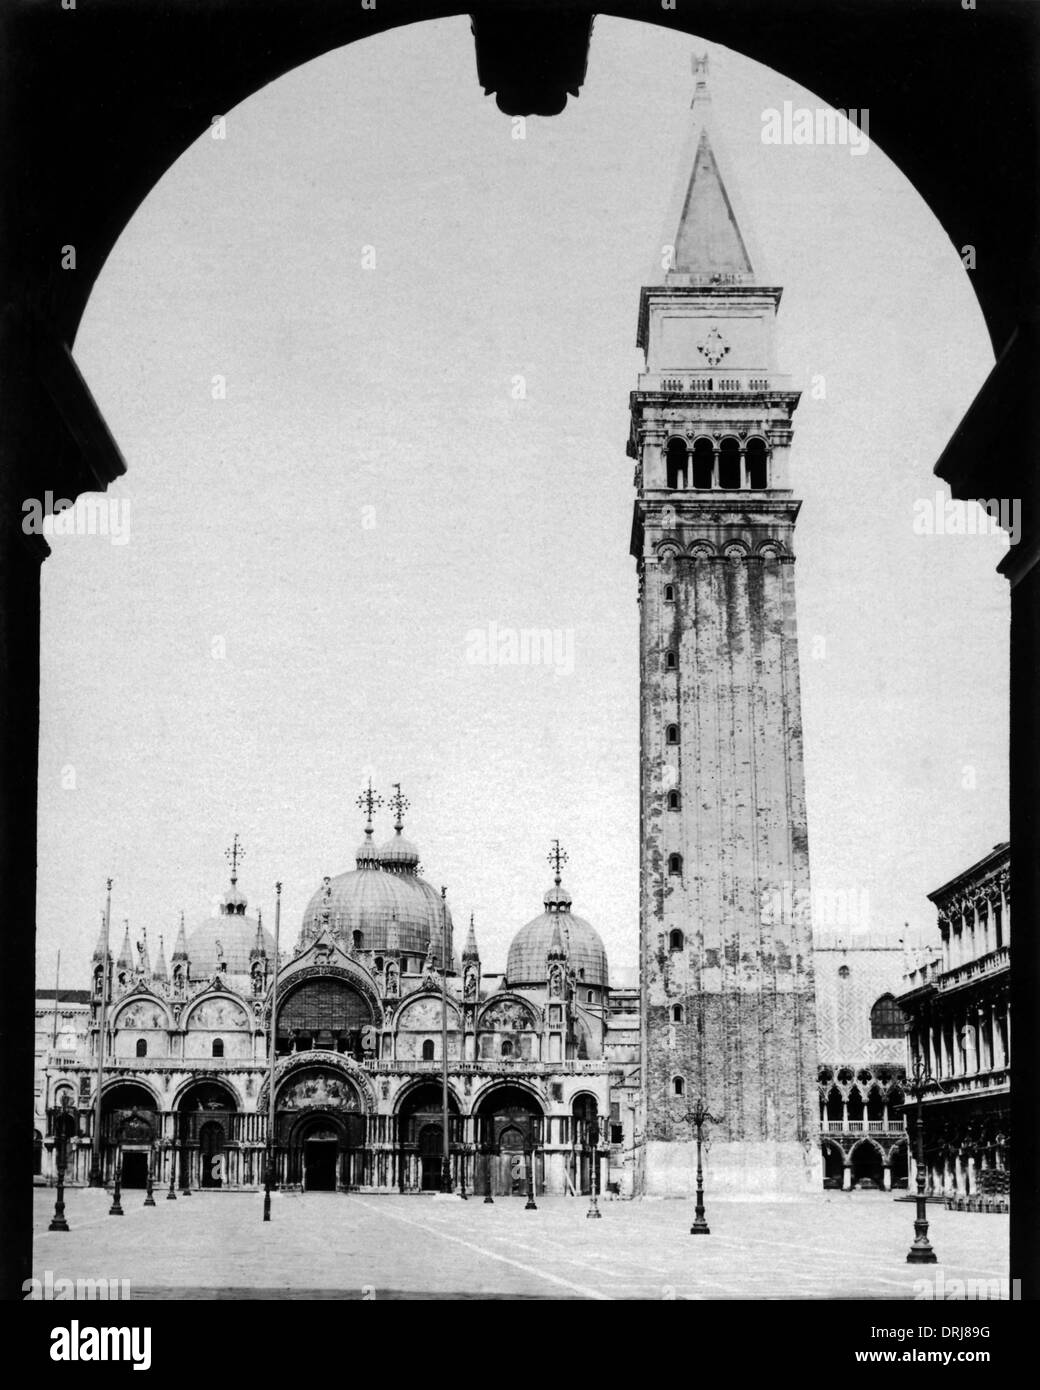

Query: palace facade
<box><xmin>898</xmin><ymin>843</ymin><xmax>1010</xmax><ymax>1199</ymax></box>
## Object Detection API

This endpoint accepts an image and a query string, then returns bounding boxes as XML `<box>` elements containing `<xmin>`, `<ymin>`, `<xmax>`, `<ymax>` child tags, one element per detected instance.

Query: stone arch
<box><xmin>256</xmin><ymin>1050</ymin><xmax>376</xmax><ymax>1116</ymax></box>
<box><xmin>849</xmin><ymin>1137</ymin><xmax>885</xmax><ymax>1188</ymax></box>
<box><xmin>393</xmin><ymin>1076</ymin><xmax>463</xmax><ymax>1118</ymax></box>
<box><xmin>110</xmin><ymin>994</ymin><xmax>174</xmax><ymax>1031</ymax></box>
<box><xmin>172</xmin><ymin>1075</ymin><xmax>241</xmax><ymax>1113</ymax></box>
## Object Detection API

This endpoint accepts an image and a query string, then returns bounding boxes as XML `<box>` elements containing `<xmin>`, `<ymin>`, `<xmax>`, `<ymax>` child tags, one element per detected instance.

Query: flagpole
<box><xmin>440</xmin><ymin>887</ymin><xmax>452</xmax><ymax>1194</ymax></box>
<box><xmin>51</xmin><ymin>950</ymin><xmax>61</xmax><ymax>1048</ymax></box>
<box><xmin>263</xmin><ymin>880</ymin><xmax>281</xmax><ymax>1222</ymax></box>
<box><xmin>89</xmin><ymin>880</ymin><xmax>112</xmax><ymax>1186</ymax></box>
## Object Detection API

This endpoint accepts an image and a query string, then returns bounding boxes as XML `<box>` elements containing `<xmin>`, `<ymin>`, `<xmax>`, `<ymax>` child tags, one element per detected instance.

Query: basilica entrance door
<box><xmin>304</xmin><ymin>1139</ymin><xmax>338</xmax><ymax>1191</ymax></box>
<box><xmin>419</xmin><ymin>1125</ymin><xmax>442</xmax><ymax>1191</ymax></box>
<box><xmin>495</xmin><ymin>1125</ymin><xmax>526</xmax><ymax>1196</ymax></box>
<box><xmin>121</xmin><ymin>1151</ymin><xmax>149</xmax><ymax>1189</ymax></box>
<box><xmin>199</xmin><ymin>1121</ymin><xmax>225</xmax><ymax>1188</ymax></box>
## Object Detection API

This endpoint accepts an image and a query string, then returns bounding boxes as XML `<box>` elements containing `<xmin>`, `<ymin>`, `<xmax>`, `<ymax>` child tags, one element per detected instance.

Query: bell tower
<box><xmin>631</xmin><ymin>56</ymin><xmax>819</xmax><ymax>1194</ymax></box>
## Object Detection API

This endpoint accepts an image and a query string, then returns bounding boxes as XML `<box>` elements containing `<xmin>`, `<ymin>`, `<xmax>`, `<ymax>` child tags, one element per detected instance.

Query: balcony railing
<box><xmin>938</xmin><ymin>945</ymin><xmax>1010</xmax><ymax>993</ymax></box>
<box><xmin>636</xmin><ymin>372</ymin><xmax>793</xmax><ymax>396</ymax></box>
<box><xmin>821</xmin><ymin>1118</ymin><xmax>906</xmax><ymax>1134</ymax></box>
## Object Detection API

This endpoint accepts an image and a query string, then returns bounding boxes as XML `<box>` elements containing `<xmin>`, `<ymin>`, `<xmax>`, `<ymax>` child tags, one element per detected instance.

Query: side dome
<box><xmin>186</xmin><ymin>911</ymin><xmax>274</xmax><ymax>978</ymax></box>
<box><xmin>505</xmin><ymin>869</ymin><xmax>609</xmax><ymax>988</ymax></box>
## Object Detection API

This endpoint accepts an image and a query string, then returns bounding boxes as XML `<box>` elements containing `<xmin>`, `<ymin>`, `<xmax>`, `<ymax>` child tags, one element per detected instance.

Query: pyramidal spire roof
<box><xmin>462</xmin><ymin>912</ymin><xmax>480</xmax><ymax>961</ymax></box>
<box><xmin>657</xmin><ymin>52</ymin><xmax>763</xmax><ymax>285</ymax></box>
<box><xmin>116</xmin><ymin>920</ymin><xmax>134</xmax><ymax>971</ymax></box>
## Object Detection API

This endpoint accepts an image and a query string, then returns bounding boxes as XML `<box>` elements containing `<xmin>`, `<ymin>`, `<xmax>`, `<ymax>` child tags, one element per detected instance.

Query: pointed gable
<box><xmin>673</xmin><ymin>129</ymin><xmax>753</xmax><ymax>278</ymax></box>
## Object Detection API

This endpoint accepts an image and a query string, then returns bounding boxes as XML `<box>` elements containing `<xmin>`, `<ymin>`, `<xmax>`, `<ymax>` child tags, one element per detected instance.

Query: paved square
<box><xmin>31</xmin><ymin>1188</ymin><xmax>1009</xmax><ymax>1300</ymax></box>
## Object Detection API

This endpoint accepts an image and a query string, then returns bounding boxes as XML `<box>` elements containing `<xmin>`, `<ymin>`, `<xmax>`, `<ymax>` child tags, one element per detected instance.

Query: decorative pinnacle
<box><xmin>225</xmin><ymin>834</ymin><xmax>245</xmax><ymax>885</ymax></box>
<box><xmin>547</xmin><ymin>839</ymin><xmax>568</xmax><ymax>885</ymax></box>
<box><xmin>356</xmin><ymin>780</ymin><xmax>384</xmax><ymax>829</ymax></box>
<box><xmin>389</xmin><ymin>783</ymin><xmax>409</xmax><ymax>831</ymax></box>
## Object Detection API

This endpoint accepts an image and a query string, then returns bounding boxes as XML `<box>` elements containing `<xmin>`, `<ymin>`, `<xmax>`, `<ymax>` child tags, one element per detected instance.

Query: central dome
<box><xmin>300</xmin><ymin>868</ymin><xmax>450</xmax><ymax>957</ymax></box>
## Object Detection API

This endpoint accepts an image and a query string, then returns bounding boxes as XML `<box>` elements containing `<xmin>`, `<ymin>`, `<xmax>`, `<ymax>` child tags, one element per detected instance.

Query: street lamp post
<box><xmin>89</xmin><ymin>880</ymin><xmax>113</xmax><ymax>1187</ymax></box>
<box><xmin>586</xmin><ymin>1119</ymin><xmax>601</xmax><ymax>1219</ymax></box>
<box><xmin>905</xmin><ymin>1060</ymin><xmax>943</xmax><ymax>1264</ymax></box>
<box><xmin>143</xmin><ymin>1145</ymin><xmax>156</xmax><ymax>1206</ymax></box>
<box><xmin>263</xmin><ymin>880</ymin><xmax>281</xmax><ymax>1223</ymax></box>
<box><xmin>166</xmin><ymin>1139</ymin><xmax>177</xmax><ymax>1200</ymax></box>
<box><xmin>482</xmin><ymin>1138</ymin><xmax>494</xmax><ymax>1204</ymax></box>
<box><xmin>108</xmin><ymin>1146</ymin><xmax>124</xmax><ymax>1217</ymax></box>
<box><xmin>685</xmin><ymin>1100</ymin><xmax>721</xmax><ymax>1235</ymax></box>
<box><xmin>48</xmin><ymin>1096</ymin><xmax>73</xmax><ymax>1233</ymax></box>
<box><xmin>524</xmin><ymin>1139</ymin><xmax>537</xmax><ymax>1211</ymax></box>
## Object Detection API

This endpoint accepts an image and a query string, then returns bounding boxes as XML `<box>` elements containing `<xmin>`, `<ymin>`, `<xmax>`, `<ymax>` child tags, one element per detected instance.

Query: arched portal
<box><xmin>821</xmin><ymin>1140</ymin><xmax>844</xmax><ymax>1189</ymax></box>
<box><xmin>850</xmin><ymin>1140</ymin><xmax>883</xmax><ymax>1190</ymax></box>
<box><xmin>176</xmin><ymin>1079</ymin><xmax>239</xmax><ymax>1190</ymax></box>
<box><xmin>474</xmin><ymin>1084</ymin><xmax>545</xmax><ymax>1198</ymax></box>
<box><xmin>571</xmin><ymin>1093</ymin><xmax>600</xmax><ymax>1196</ymax></box>
<box><xmin>396</xmin><ymin>1081</ymin><xmax>461</xmax><ymax>1194</ymax></box>
<box><xmin>277</xmin><ymin>1066</ymin><xmax>366</xmax><ymax>1191</ymax></box>
<box><xmin>100</xmin><ymin>1082</ymin><xmax>159</xmax><ymax>1187</ymax></box>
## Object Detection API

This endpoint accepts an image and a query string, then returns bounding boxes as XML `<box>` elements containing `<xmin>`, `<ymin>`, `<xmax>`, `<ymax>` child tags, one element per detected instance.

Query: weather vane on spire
<box><xmin>225</xmin><ymin>834</ymin><xmax>245</xmax><ymax>884</ymax></box>
<box><xmin>356</xmin><ymin>780</ymin><xmax>384</xmax><ymax>827</ymax></box>
<box><xmin>388</xmin><ymin>783</ymin><xmax>409</xmax><ymax>830</ymax></box>
<box><xmin>692</xmin><ymin>51</ymin><xmax>710</xmax><ymax>105</ymax></box>
<box><xmin>548</xmin><ymin>839</ymin><xmax>568</xmax><ymax>883</ymax></box>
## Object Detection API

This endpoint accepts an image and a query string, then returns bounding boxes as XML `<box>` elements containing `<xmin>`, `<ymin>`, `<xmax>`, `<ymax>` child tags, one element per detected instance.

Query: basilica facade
<box><xmin>43</xmin><ymin>797</ymin><xmax>638</xmax><ymax>1198</ymax></box>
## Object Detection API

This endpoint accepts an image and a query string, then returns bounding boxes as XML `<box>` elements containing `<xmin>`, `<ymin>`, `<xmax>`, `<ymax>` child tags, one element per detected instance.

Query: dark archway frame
<box><xmin>2</xmin><ymin>0</ymin><xmax>1036</xmax><ymax>1297</ymax></box>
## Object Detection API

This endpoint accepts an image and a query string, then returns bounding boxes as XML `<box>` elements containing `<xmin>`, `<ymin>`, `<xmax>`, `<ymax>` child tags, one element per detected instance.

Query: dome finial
<box><xmin>355</xmin><ymin>780</ymin><xmax>384</xmax><ymax>867</ymax></box>
<box><xmin>547</xmin><ymin>838</ymin><xmax>568</xmax><ymax>887</ymax></box>
<box><xmin>225</xmin><ymin>833</ymin><xmax>244</xmax><ymax>887</ymax></box>
<box><xmin>356</xmin><ymin>779</ymin><xmax>384</xmax><ymax>834</ymax></box>
<box><xmin>389</xmin><ymin>782</ymin><xmax>410</xmax><ymax>833</ymax></box>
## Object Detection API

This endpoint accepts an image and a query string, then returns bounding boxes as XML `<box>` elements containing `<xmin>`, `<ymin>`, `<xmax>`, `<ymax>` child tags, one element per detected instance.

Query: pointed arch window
<box><xmin>501</xmin><ymin>1039</ymin><xmax>514</xmax><ymax>1059</ymax></box>
<box><xmin>672</xmin><ymin>1076</ymin><xmax>685</xmax><ymax>1097</ymax></box>
<box><xmin>672</xmin><ymin>1004</ymin><xmax>684</xmax><ymax>1023</ymax></box>
<box><xmin>667</xmin><ymin>789</ymin><xmax>681</xmax><ymax>811</ymax></box>
<box><xmin>665</xmin><ymin>650</ymin><xmax>678</xmax><ymax>671</ymax></box>
<box><xmin>663</xmin><ymin>583</ymin><xmax>676</xmax><ymax>603</ymax></box>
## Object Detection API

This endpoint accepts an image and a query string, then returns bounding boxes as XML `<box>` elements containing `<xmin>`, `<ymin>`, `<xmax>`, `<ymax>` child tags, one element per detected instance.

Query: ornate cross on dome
<box><xmin>225</xmin><ymin>834</ymin><xmax>245</xmax><ymax>884</ymax></box>
<box><xmin>356</xmin><ymin>780</ymin><xmax>384</xmax><ymax>827</ymax></box>
<box><xmin>388</xmin><ymin>783</ymin><xmax>409</xmax><ymax>831</ymax></box>
<box><xmin>548</xmin><ymin>839</ymin><xmax>568</xmax><ymax>884</ymax></box>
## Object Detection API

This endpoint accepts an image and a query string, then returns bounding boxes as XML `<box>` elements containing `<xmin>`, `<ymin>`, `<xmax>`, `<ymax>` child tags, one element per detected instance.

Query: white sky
<box><xmin>37</xmin><ymin>15</ymin><xmax>1007</xmax><ymax>988</ymax></box>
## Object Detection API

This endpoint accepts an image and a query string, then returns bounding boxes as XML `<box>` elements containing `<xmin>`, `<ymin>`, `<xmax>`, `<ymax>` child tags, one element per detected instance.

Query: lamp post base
<box><xmin>690</xmin><ymin>1218</ymin><xmax>710</xmax><ymax>1235</ymax></box>
<box><xmin>907</xmin><ymin>1243</ymin><xmax>937</xmax><ymax>1264</ymax></box>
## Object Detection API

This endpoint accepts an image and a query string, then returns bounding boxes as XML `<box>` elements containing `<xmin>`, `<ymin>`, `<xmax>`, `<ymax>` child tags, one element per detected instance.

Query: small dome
<box><xmin>506</xmin><ymin>896</ymin><xmax>609</xmax><ymax>989</ymax></box>
<box><xmin>543</xmin><ymin>881</ymin><xmax>572</xmax><ymax>911</ymax></box>
<box><xmin>380</xmin><ymin>830</ymin><xmax>420</xmax><ymax>869</ymax></box>
<box><xmin>223</xmin><ymin>883</ymin><xmax>247</xmax><ymax>913</ymax></box>
<box><xmin>355</xmin><ymin>830</ymin><xmax>380</xmax><ymax>867</ymax></box>
<box><xmin>186</xmin><ymin>912</ymin><xmax>274</xmax><ymax>978</ymax></box>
